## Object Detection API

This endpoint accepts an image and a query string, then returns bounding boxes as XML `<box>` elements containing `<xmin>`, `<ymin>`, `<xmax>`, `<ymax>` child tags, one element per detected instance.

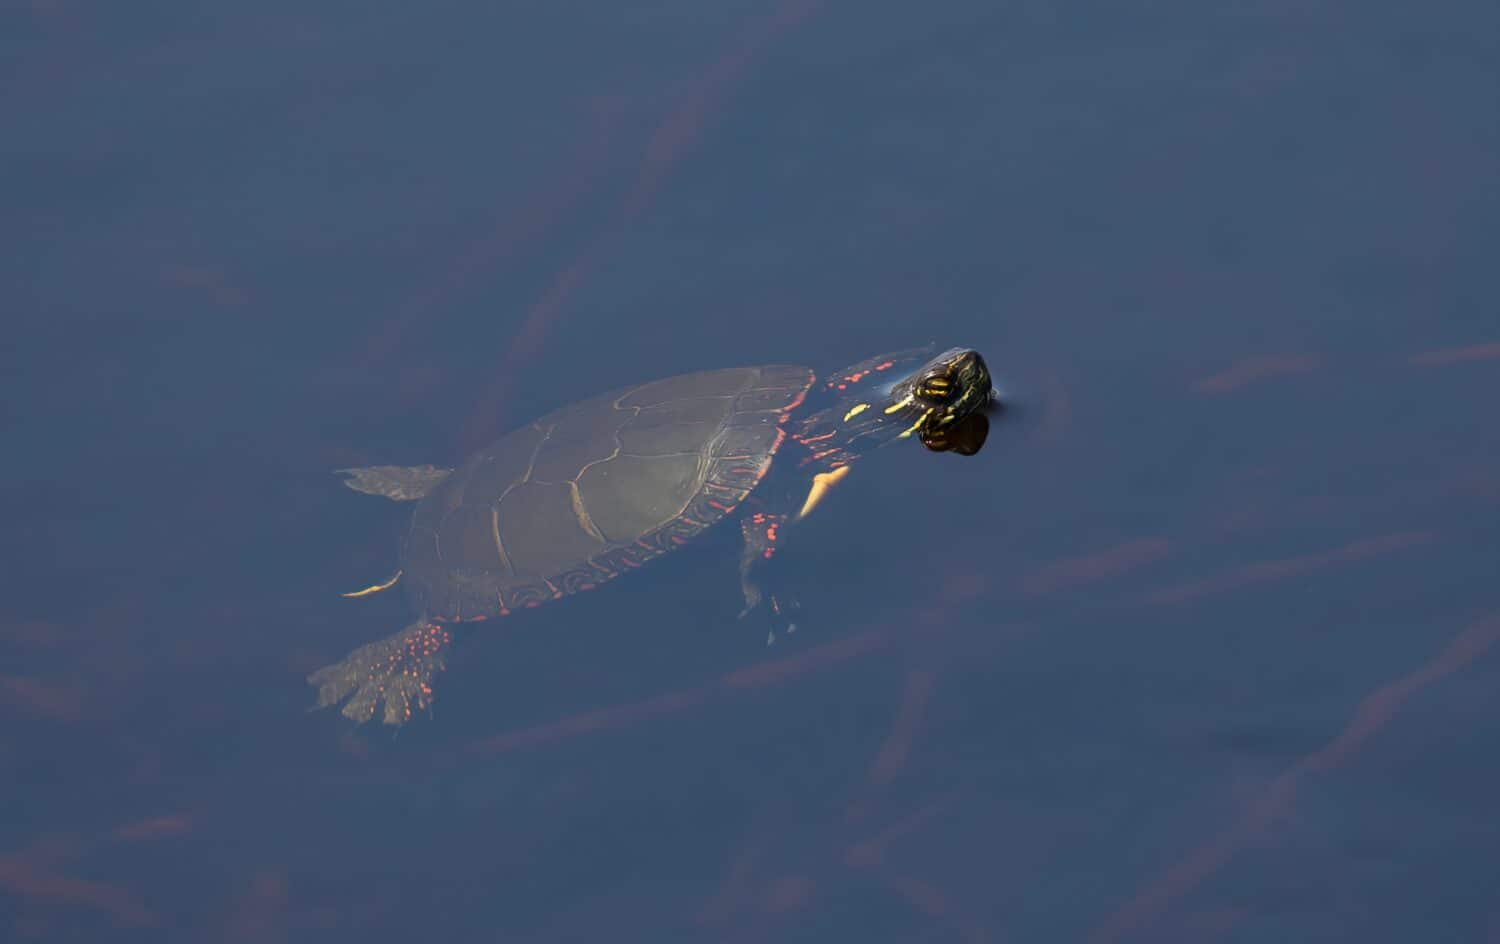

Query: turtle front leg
<box><xmin>738</xmin><ymin>511</ymin><xmax>800</xmax><ymax>643</ymax></box>
<box><xmin>307</xmin><ymin>620</ymin><xmax>453</xmax><ymax>726</ymax></box>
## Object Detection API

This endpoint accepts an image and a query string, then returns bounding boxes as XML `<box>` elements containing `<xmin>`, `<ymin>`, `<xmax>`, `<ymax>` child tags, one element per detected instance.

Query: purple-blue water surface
<box><xmin>4</xmin><ymin>2</ymin><xmax>1498</xmax><ymax>941</ymax></box>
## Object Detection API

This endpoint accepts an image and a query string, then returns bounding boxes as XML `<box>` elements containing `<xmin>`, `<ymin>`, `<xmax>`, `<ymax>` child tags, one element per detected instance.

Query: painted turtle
<box><xmin>311</xmin><ymin>346</ymin><xmax>994</xmax><ymax>725</ymax></box>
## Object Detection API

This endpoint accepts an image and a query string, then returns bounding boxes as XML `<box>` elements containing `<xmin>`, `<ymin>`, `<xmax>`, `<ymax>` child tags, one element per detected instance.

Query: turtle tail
<box><xmin>337</xmin><ymin>465</ymin><xmax>452</xmax><ymax>501</ymax></box>
<box><xmin>307</xmin><ymin>620</ymin><xmax>452</xmax><ymax>726</ymax></box>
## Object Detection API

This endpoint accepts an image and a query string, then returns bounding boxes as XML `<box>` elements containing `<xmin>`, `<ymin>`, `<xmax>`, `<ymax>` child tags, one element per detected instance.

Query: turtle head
<box><xmin>899</xmin><ymin>347</ymin><xmax>992</xmax><ymax>431</ymax></box>
<box><xmin>793</xmin><ymin>347</ymin><xmax>996</xmax><ymax>463</ymax></box>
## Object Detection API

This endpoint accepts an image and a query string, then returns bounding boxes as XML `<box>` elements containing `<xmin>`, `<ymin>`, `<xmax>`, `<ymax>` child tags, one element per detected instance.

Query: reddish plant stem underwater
<box><xmin>459</xmin><ymin>0</ymin><xmax>826</xmax><ymax>453</ymax></box>
<box><xmin>1089</xmin><ymin>610</ymin><xmax>1500</xmax><ymax>944</ymax></box>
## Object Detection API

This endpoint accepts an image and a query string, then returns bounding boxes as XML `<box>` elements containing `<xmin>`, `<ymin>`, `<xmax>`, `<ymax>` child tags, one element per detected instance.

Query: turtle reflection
<box><xmin>921</xmin><ymin>410</ymin><xmax>990</xmax><ymax>456</ymax></box>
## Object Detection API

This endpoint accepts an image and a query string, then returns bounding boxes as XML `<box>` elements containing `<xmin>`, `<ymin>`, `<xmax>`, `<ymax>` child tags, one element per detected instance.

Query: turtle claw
<box><xmin>740</xmin><ymin>591</ymin><xmax>800</xmax><ymax>645</ymax></box>
<box><xmin>767</xmin><ymin>595</ymin><xmax>801</xmax><ymax>644</ymax></box>
<box><xmin>307</xmin><ymin>622</ymin><xmax>451</xmax><ymax>726</ymax></box>
<box><xmin>737</xmin><ymin>589</ymin><xmax>761</xmax><ymax>622</ymax></box>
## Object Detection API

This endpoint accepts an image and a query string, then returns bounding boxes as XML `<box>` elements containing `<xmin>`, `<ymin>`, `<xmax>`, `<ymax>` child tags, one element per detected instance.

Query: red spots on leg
<box><xmin>409</xmin><ymin>624</ymin><xmax>450</xmax><ymax>658</ymax></box>
<box><xmin>747</xmin><ymin>514</ymin><xmax>783</xmax><ymax>560</ymax></box>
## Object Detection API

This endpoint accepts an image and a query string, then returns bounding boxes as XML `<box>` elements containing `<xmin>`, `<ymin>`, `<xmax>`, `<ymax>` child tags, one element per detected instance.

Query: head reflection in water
<box><xmin>921</xmin><ymin>409</ymin><xmax>990</xmax><ymax>456</ymax></box>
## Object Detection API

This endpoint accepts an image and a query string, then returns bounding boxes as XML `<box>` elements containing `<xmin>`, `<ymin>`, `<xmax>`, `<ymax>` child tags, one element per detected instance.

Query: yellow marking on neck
<box><xmin>797</xmin><ymin>465</ymin><xmax>852</xmax><ymax>519</ymax></box>
<box><xmin>884</xmin><ymin>395</ymin><xmax>914</xmax><ymax>414</ymax></box>
<box><xmin>843</xmin><ymin>402</ymin><xmax>870</xmax><ymax>422</ymax></box>
<box><xmin>896</xmin><ymin>410</ymin><xmax>934</xmax><ymax>439</ymax></box>
<box><xmin>342</xmin><ymin>569</ymin><xmax>403</xmax><ymax>598</ymax></box>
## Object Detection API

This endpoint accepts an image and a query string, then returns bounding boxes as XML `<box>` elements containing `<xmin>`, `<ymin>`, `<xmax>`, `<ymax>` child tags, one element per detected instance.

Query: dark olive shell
<box><xmin>403</xmin><ymin>366</ymin><xmax>814</xmax><ymax>620</ymax></box>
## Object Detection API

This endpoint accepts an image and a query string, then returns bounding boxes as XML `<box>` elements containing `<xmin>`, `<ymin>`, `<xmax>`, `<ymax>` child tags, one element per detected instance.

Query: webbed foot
<box><xmin>738</xmin><ymin>511</ymin><xmax>800</xmax><ymax>644</ymax></box>
<box><xmin>307</xmin><ymin>621</ymin><xmax>452</xmax><ymax>726</ymax></box>
<box><xmin>739</xmin><ymin>587</ymin><xmax>800</xmax><ymax>645</ymax></box>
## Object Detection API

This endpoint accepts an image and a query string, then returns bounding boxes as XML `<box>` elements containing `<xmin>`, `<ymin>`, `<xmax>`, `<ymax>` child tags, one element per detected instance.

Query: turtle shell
<box><xmin>403</xmin><ymin>365</ymin><xmax>814</xmax><ymax>620</ymax></box>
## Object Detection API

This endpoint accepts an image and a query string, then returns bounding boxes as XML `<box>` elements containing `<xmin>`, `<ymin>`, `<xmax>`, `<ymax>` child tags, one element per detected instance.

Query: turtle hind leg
<box><xmin>336</xmin><ymin>465</ymin><xmax>452</xmax><ymax>501</ymax></box>
<box><xmin>307</xmin><ymin>620</ymin><xmax>453</xmax><ymax>726</ymax></box>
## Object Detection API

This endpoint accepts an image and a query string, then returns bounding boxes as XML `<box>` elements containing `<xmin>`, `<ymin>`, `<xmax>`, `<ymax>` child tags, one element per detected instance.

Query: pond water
<box><xmin>4</xmin><ymin>2</ymin><xmax>1498</xmax><ymax>941</ymax></box>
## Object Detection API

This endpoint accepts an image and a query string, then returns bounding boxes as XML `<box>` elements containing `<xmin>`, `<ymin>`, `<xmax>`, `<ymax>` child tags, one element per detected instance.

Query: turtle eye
<box><xmin>916</xmin><ymin>374</ymin><xmax>954</xmax><ymax>401</ymax></box>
